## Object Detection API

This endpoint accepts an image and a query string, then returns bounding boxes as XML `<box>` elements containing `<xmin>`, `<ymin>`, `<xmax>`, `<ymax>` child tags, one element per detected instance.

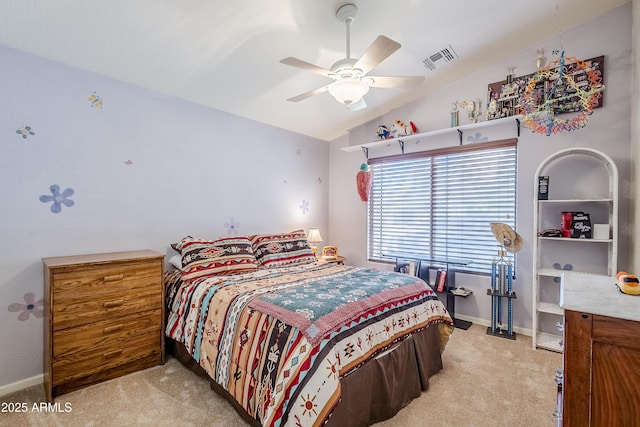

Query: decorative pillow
<box><xmin>250</xmin><ymin>229</ymin><xmax>317</xmax><ymax>269</ymax></box>
<box><xmin>173</xmin><ymin>236</ymin><xmax>194</xmax><ymax>253</ymax></box>
<box><xmin>179</xmin><ymin>236</ymin><xmax>258</xmax><ymax>281</ymax></box>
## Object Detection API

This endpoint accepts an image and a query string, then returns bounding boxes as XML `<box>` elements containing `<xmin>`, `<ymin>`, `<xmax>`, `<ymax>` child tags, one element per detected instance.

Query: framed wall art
<box><xmin>486</xmin><ymin>55</ymin><xmax>604</xmax><ymax>120</ymax></box>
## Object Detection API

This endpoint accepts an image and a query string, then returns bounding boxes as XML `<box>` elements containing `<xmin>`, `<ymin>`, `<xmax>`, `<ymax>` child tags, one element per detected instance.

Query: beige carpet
<box><xmin>0</xmin><ymin>325</ymin><xmax>561</xmax><ymax>427</ymax></box>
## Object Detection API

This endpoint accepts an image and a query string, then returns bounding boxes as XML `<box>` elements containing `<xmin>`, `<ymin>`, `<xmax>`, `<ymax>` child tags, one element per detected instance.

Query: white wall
<box><xmin>329</xmin><ymin>3</ymin><xmax>633</xmax><ymax>332</ymax></box>
<box><xmin>632</xmin><ymin>0</ymin><xmax>639</xmax><ymax>273</ymax></box>
<box><xmin>0</xmin><ymin>46</ymin><xmax>329</xmax><ymax>390</ymax></box>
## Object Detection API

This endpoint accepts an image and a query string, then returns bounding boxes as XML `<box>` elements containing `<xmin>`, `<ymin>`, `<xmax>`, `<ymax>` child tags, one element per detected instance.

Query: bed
<box><xmin>165</xmin><ymin>231</ymin><xmax>454</xmax><ymax>427</ymax></box>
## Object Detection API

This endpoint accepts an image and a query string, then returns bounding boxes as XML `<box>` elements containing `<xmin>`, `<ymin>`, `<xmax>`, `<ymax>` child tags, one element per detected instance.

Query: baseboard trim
<box><xmin>0</xmin><ymin>374</ymin><xmax>43</xmax><ymax>398</ymax></box>
<box><xmin>454</xmin><ymin>314</ymin><xmax>533</xmax><ymax>337</ymax></box>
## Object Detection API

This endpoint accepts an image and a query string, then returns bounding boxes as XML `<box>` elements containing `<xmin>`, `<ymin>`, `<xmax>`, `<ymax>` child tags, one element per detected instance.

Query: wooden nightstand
<box><xmin>43</xmin><ymin>250</ymin><xmax>165</xmax><ymax>402</ymax></box>
<box><xmin>321</xmin><ymin>256</ymin><xmax>346</xmax><ymax>265</ymax></box>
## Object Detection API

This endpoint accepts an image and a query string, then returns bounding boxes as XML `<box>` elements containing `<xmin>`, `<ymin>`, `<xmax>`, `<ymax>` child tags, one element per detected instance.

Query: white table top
<box><xmin>560</xmin><ymin>272</ymin><xmax>640</xmax><ymax>322</ymax></box>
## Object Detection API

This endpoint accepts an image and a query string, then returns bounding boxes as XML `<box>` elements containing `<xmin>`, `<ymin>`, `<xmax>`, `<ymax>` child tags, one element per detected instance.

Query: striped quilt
<box><xmin>166</xmin><ymin>261</ymin><xmax>453</xmax><ymax>427</ymax></box>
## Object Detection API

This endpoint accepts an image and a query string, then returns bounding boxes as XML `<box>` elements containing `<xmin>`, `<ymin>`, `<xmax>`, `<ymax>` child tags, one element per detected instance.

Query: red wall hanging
<box><xmin>356</xmin><ymin>163</ymin><xmax>372</xmax><ymax>202</ymax></box>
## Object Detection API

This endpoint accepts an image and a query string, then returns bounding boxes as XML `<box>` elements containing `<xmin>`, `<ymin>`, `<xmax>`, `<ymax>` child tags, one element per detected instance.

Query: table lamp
<box><xmin>307</xmin><ymin>228</ymin><xmax>323</xmax><ymax>256</ymax></box>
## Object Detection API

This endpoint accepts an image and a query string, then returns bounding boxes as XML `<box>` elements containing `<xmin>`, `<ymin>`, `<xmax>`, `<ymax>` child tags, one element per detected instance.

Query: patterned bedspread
<box><xmin>166</xmin><ymin>261</ymin><xmax>453</xmax><ymax>427</ymax></box>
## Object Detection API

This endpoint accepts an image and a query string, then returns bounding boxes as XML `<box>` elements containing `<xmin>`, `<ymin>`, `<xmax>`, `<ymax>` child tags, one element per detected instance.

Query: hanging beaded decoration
<box><xmin>521</xmin><ymin>51</ymin><xmax>604</xmax><ymax>136</ymax></box>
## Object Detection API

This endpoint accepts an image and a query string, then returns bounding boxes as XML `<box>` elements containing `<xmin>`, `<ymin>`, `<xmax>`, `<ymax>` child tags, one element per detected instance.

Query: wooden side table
<box><xmin>320</xmin><ymin>255</ymin><xmax>346</xmax><ymax>265</ymax></box>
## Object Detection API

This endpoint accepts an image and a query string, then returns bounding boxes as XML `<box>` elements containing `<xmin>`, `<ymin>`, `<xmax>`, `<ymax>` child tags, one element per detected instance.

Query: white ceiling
<box><xmin>0</xmin><ymin>0</ymin><xmax>629</xmax><ymax>141</ymax></box>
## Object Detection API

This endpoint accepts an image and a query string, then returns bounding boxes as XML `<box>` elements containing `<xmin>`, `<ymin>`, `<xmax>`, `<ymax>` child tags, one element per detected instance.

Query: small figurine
<box><xmin>460</xmin><ymin>99</ymin><xmax>482</xmax><ymax>123</ymax></box>
<box><xmin>616</xmin><ymin>271</ymin><xmax>640</xmax><ymax>295</ymax></box>
<box><xmin>391</xmin><ymin>120</ymin><xmax>418</xmax><ymax>138</ymax></box>
<box><xmin>376</xmin><ymin>125</ymin><xmax>390</xmax><ymax>140</ymax></box>
<box><xmin>451</xmin><ymin>101</ymin><xmax>459</xmax><ymax>127</ymax></box>
<box><xmin>487</xmin><ymin>99</ymin><xmax>499</xmax><ymax>120</ymax></box>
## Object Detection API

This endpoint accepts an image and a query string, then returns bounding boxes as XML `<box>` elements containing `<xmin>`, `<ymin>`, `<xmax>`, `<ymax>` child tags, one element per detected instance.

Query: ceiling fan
<box><xmin>280</xmin><ymin>3</ymin><xmax>424</xmax><ymax>111</ymax></box>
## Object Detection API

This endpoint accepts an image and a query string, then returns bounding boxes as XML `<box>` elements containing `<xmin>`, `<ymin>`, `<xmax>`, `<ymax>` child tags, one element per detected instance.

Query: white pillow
<box><xmin>169</xmin><ymin>254</ymin><xmax>182</xmax><ymax>270</ymax></box>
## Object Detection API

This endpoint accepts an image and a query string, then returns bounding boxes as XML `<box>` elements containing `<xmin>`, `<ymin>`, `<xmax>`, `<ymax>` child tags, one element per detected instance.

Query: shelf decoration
<box><xmin>520</xmin><ymin>51</ymin><xmax>604</xmax><ymax>136</ymax></box>
<box><xmin>487</xmin><ymin>67</ymin><xmax>519</xmax><ymax>120</ymax></box>
<box><xmin>356</xmin><ymin>163</ymin><xmax>372</xmax><ymax>202</ymax></box>
<box><xmin>376</xmin><ymin>125</ymin><xmax>391</xmax><ymax>140</ymax></box>
<box><xmin>459</xmin><ymin>99</ymin><xmax>482</xmax><ymax>124</ymax></box>
<box><xmin>450</xmin><ymin>101</ymin><xmax>459</xmax><ymax>127</ymax></box>
<box><xmin>390</xmin><ymin>120</ymin><xmax>417</xmax><ymax>138</ymax></box>
<box><xmin>487</xmin><ymin>222</ymin><xmax>521</xmax><ymax>340</ymax></box>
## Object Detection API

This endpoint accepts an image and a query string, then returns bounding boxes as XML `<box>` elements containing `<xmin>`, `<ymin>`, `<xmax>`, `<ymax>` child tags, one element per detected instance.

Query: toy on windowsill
<box><xmin>391</xmin><ymin>120</ymin><xmax>417</xmax><ymax>138</ymax></box>
<box><xmin>615</xmin><ymin>271</ymin><xmax>640</xmax><ymax>295</ymax></box>
<box><xmin>376</xmin><ymin>125</ymin><xmax>391</xmax><ymax>140</ymax></box>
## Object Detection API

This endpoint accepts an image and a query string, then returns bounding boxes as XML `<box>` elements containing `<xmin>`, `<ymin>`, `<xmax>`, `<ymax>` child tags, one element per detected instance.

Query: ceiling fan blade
<box><xmin>353</xmin><ymin>36</ymin><xmax>401</xmax><ymax>75</ymax></box>
<box><xmin>280</xmin><ymin>57</ymin><xmax>334</xmax><ymax>78</ymax></box>
<box><xmin>286</xmin><ymin>85</ymin><xmax>330</xmax><ymax>102</ymax></box>
<box><xmin>367</xmin><ymin>75</ymin><xmax>425</xmax><ymax>88</ymax></box>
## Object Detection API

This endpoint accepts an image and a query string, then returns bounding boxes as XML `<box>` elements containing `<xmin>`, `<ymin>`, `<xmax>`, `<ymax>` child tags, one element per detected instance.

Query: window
<box><xmin>368</xmin><ymin>139</ymin><xmax>517</xmax><ymax>274</ymax></box>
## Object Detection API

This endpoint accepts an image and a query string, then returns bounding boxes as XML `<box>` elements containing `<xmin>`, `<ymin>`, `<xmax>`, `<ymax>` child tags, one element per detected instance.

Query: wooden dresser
<box><xmin>563</xmin><ymin>310</ymin><xmax>640</xmax><ymax>426</ymax></box>
<box><xmin>560</xmin><ymin>272</ymin><xmax>640</xmax><ymax>426</ymax></box>
<box><xmin>43</xmin><ymin>250</ymin><xmax>165</xmax><ymax>401</ymax></box>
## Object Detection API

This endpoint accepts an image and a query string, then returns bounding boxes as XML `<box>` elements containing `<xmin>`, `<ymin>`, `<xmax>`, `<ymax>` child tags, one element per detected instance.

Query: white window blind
<box><xmin>368</xmin><ymin>139</ymin><xmax>517</xmax><ymax>274</ymax></box>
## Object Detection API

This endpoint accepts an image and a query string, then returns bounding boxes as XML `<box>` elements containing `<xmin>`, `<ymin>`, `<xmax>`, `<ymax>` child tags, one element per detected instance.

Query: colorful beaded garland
<box><xmin>521</xmin><ymin>51</ymin><xmax>604</xmax><ymax>136</ymax></box>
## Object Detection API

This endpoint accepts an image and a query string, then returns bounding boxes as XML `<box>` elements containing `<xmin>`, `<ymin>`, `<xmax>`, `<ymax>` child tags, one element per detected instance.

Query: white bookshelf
<box><xmin>532</xmin><ymin>147</ymin><xmax>618</xmax><ymax>352</ymax></box>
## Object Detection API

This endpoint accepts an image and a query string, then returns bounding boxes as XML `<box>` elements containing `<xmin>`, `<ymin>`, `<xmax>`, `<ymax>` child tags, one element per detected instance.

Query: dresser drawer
<box><xmin>53</xmin><ymin>285</ymin><xmax>161</xmax><ymax>331</ymax></box>
<box><xmin>52</xmin><ymin>332</ymin><xmax>161</xmax><ymax>385</ymax></box>
<box><xmin>51</xmin><ymin>260</ymin><xmax>160</xmax><ymax>302</ymax></box>
<box><xmin>53</xmin><ymin>309</ymin><xmax>162</xmax><ymax>358</ymax></box>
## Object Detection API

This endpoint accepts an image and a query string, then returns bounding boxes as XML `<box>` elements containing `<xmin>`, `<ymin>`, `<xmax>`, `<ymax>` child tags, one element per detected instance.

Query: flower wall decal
<box><xmin>299</xmin><ymin>200</ymin><xmax>309</xmax><ymax>215</ymax></box>
<box><xmin>8</xmin><ymin>292</ymin><xmax>44</xmax><ymax>321</ymax></box>
<box><xmin>39</xmin><ymin>184</ymin><xmax>75</xmax><ymax>213</ymax></box>
<box><xmin>16</xmin><ymin>125</ymin><xmax>35</xmax><ymax>140</ymax></box>
<box><xmin>467</xmin><ymin>132</ymin><xmax>488</xmax><ymax>143</ymax></box>
<box><xmin>225</xmin><ymin>218</ymin><xmax>240</xmax><ymax>235</ymax></box>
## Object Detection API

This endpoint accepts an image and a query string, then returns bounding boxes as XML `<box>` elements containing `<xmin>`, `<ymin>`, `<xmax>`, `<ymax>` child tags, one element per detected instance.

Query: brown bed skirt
<box><xmin>167</xmin><ymin>323</ymin><xmax>445</xmax><ymax>427</ymax></box>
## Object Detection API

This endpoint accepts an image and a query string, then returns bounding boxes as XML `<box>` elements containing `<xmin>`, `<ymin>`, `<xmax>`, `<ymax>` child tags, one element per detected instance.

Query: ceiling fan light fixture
<box><xmin>328</xmin><ymin>78</ymin><xmax>369</xmax><ymax>105</ymax></box>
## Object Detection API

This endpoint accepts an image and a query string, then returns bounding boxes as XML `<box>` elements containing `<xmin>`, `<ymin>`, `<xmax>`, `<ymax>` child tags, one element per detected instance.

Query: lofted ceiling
<box><xmin>0</xmin><ymin>0</ymin><xmax>629</xmax><ymax>141</ymax></box>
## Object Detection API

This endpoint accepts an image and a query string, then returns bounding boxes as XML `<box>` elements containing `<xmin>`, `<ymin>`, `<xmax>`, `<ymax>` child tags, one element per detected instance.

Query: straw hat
<box><xmin>490</xmin><ymin>223</ymin><xmax>523</xmax><ymax>253</ymax></box>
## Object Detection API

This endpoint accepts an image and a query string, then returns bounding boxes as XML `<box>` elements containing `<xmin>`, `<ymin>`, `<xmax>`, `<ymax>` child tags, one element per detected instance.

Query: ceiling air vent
<box><xmin>423</xmin><ymin>45</ymin><xmax>458</xmax><ymax>71</ymax></box>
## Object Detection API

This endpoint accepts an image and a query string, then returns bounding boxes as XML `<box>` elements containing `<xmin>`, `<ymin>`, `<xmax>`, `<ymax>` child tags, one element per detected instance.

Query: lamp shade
<box><xmin>307</xmin><ymin>228</ymin><xmax>323</xmax><ymax>243</ymax></box>
<box><xmin>328</xmin><ymin>78</ymin><xmax>369</xmax><ymax>105</ymax></box>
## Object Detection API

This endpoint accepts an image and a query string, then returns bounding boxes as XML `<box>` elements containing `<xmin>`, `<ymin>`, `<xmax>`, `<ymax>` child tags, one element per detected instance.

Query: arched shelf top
<box><xmin>535</xmin><ymin>147</ymin><xmax>618</xmax><ymax>177</ymax></box>
<box><xmin>534</xmin><ymin>147</ymin><xmax>618</xmax><ymax>200</ymax></box>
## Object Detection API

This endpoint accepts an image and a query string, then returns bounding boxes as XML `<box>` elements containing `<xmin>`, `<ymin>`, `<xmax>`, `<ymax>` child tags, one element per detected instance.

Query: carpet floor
<box><xmin>0</xmin><ymin>324</ymin><xmax>562</xmax><ymax>426</ymax></box>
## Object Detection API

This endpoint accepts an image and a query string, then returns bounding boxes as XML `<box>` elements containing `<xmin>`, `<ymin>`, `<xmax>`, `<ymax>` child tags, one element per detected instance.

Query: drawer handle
<box><xmin>103</xmin><ymin>349</ymin><xmax>123</xmax><ymax>359</ymax></box>
<box><xmin>103</xmin><ymin>274</ymin><xmax>124</xmax><ymax>282</ymax></box>
<box><xmin>103</xmin><ymin>299</ymin><xmax>124</xmax><ymax>309</ymax></box>
<box><xmin>103</xmin><ymin>324</ymin><xmax>124</xmax><ymax>334</ymax></box>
